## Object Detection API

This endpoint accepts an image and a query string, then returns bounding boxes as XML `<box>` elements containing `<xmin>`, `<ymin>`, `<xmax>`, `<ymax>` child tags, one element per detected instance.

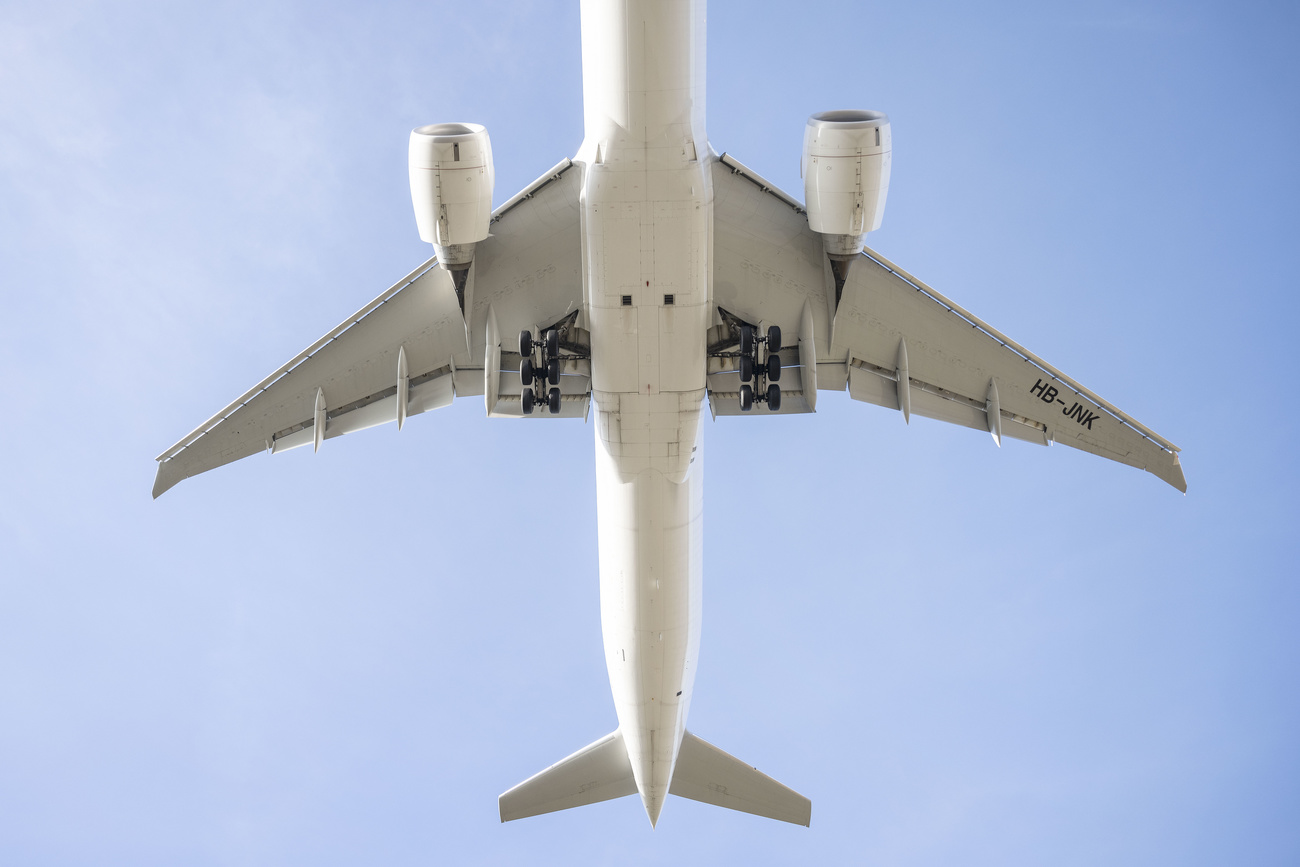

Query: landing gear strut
<box><xmin>737</xmin><ymin>324</ymin><xmax>783</xmax><ymax>412</ymax></box>
<box><xmin>520</xmin><ymin>328</ymin><xmax>563</xmax><ymax>415</ymax></box>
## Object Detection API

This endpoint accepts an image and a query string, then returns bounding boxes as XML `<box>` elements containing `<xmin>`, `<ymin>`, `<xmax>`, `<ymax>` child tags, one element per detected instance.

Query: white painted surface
<box><xmin>803</xmin><ymin>110</ymin><xmax>892</xmax><ymax>237</ymax></box>
<box><xmin>578</xmin><ymin>0</ymin><xmax>713</xmax><ymax>826</ymax></box>
<box><xmin>408</xmin><ymin>123</ymin><xmax>494</xmax><ymax>247</ymax></box>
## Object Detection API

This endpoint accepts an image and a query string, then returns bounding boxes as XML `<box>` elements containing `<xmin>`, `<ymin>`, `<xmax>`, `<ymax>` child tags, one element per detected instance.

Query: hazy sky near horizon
<box><xmin>2</xmin><ymin>1</ymin><xmax>1298</xmax><ymax>864</ymax></box>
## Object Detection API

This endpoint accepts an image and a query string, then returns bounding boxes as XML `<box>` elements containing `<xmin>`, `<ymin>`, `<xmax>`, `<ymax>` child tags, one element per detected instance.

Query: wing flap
<box><xmin>266</xmin><ymin>370</ymin><xmax>457</xmax><ymax>455</ymax></box>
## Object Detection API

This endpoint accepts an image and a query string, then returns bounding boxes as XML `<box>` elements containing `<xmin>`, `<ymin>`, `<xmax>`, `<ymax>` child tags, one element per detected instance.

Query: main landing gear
<box><xmin>520</xmin><ymin>328</ymin><xmax>562</xmax><ymax>415</ymax></box>
<box><xmin>737</xmin><ymin>324</ymin><xmax>782</xmax><ymax>412</ymax></box>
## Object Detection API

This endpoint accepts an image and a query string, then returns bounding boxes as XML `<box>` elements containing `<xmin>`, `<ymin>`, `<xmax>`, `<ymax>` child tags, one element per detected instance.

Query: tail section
<box><xmin>498</xmin><ymin>728</ymin><xmax>811</xmax><ymax>826</ymax></box>
<box><xmin>669</xmin><ymin>731</ymin><xmax>812</xmax><ymax>826</ymax></box>
<box><xmin>499</xmin><ymin>730</ymin><xmax>637</xmax><ymax>822</ymax></box>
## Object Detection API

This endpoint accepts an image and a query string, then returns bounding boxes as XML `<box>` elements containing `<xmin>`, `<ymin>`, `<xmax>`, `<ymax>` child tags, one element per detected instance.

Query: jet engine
<box><xmin>409</xmin><ymin>123</ymin><xmax>495</xmax><ymax>301</ymax></box>
<box><xmin>802</xmin><ymin>110</ymin><xmax>891</xmax><ymax>259</ymax></box>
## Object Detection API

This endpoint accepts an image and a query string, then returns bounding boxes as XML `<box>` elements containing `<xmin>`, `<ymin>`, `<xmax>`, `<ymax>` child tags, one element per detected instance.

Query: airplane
<box><xmin>152</xmin><ymin>0</ymin><xmax>1186</xmax><ymax>830</ymax></box>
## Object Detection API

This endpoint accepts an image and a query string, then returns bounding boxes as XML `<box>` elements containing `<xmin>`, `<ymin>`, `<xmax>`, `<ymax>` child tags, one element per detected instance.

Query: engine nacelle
<box><xmin>409</xmin><ymin>123</ymin><xmax>495</xmax><ymax>270</ymax></box>
<box><xmin>802</xmin><ymin>110</ymin><xmax>891</xmax><ymax>258</ymax></box>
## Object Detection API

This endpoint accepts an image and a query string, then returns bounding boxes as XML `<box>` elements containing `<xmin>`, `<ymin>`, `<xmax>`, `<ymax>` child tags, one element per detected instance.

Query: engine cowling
<box><xmin>408</xmin><ymin>123</ymin><xmax>495</xmax><ymax>270</ymax></box>
<box><xmin>802</xmin><ymin>110</ymin><xmax>891</xmax><ymax>258</ymax></box>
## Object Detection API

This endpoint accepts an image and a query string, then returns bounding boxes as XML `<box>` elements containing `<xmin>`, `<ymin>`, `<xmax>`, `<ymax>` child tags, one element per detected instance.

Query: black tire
<box><xmin>547</xmin><ymin>357</ymin><xmax>560</xmax><ymax>385</ymax></box>
<box><xmin>520</xmin><ymin>358</ymin><xmax>534</xmax><ymax>386</ymax></box>
<box><xmin>519</xmin><ymin>329</ymin><xmax>533</xmax><ymax>358</ymax></box>
<box><xmin>766</xmin><ymin>325</ymin><xmax>782</xmax><ymax>353</ymax></box>
<box><xmin>521</xmin><ymin>388</ymin><xmax>535</xmax><ymax>414</ymax></box>
<box><xmin>739</xmin><ymin>383</ymin><xmax>754</xmax><ymax>412</ymax></box>
<box><xmin>739</xmin><ymin>325</ymin><xmax>754</xmax><ymax>356</ymax></box>
<box><xmin>545</xmin><ymin>329</ymin><xmax>560</xmax><ymax>358</ymax></box>
<box><xmin>766</xmin><ymin>353</ymin><xmax>781</xmax><ymax>382</ymax></box>
<box><xmin>740</xmin><ymin>355</ymin><xmax>753</xmax><ymax>383</ymax></box>
<box><xmin>767</xmin><ymin>383</ymin><xmax>782</xmax><ymax>411</ymax></box>
<box><xmin>548</xmin><ymin>387</ymin><xmax>562</xmax><ymax>414</ymax></box>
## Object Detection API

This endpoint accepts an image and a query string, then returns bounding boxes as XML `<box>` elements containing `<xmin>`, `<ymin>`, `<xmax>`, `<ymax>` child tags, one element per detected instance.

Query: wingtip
<box><xmin>152</xmin><ymin>460</ymin><xmax>183</xmax><ymax>499</ymax></box>
<box><xmin>1152</xmin><ymin>452</ymin><xmax>1187</xmax><ymax>494</ymax></box>
<box><xmin>1169</xmin><ymin>452</ymin><xmax>1188</xmax><ymax>493</ymax></box>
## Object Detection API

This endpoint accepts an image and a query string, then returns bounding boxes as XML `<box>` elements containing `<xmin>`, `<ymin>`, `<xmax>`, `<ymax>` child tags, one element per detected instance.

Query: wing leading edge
<box><xmin>709</xmin><ymin>152</ymin><xmax>1185</xmax><ymax>492</ymax></box>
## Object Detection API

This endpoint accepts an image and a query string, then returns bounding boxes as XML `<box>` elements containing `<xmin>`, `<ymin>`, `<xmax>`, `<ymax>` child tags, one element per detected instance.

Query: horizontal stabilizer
<box><xmin>499</xmin><ymin>730</ymin><xmax>637</xmax><ymax>822</ymax></box>
<box><xmin>669</xmin><ymin>731</ymin><xmax>811</xmax><ymax>826</ymax></box>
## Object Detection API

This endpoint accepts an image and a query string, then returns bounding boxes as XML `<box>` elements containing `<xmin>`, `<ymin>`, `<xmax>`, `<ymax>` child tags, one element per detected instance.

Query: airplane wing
<box><xmin>707</xmin><ymin>153</ymin><xmax>1185</xmax><ymax>492</ymax></box>
<box><xmin>153</xmin><ymin>159</ymin><xmax>589</xmax><ymax>498</ymax></box>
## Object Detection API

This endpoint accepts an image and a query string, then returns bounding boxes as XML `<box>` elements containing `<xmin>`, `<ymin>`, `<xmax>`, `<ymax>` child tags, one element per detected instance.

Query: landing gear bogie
<box><xmin>734</xmin><ymin>321</ymin><xmax>785</xmax><ymax>412</ymax></box>
<box><xmin>519</xmin><ymin>327</ymin><xmax>570</xmax><ymax>417</ymax></box>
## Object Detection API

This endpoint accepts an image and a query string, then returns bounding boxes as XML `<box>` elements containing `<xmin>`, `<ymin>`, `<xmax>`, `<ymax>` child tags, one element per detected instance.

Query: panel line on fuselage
<box><xmin>579</xmin><ymin>0</ymin><xmax>711</xmax><ymax>823</ymax></box>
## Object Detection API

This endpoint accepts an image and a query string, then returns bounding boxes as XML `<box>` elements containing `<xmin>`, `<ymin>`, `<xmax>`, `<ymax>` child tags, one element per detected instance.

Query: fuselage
<box><xmin>577</xmin><ymin>0</ymin><xmax>711</xmax><ymax>825</ymax></box>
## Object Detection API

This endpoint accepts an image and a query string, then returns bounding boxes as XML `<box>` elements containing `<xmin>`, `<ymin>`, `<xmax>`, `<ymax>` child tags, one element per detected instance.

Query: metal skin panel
<box><xmin>710</xmin><ymin>157</ymin><xmax>835</xmax><ymax>359</ymax></box>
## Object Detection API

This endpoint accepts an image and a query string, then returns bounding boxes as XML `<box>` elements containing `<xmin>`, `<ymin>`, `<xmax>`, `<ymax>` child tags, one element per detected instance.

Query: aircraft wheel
<box><xmin>546</xmin><ymin>329</ymin><xmax>560</xmax><ymax>357</ymax></box>
<box><xmin>766</xmin><ymin>383</ymin><xmax>781</xmax><ymax>411</ymax></box>
<box><xmin>520</xmin><ymin>358</ymin><xmax>534</xmax><ymax>386</ymax></box>
<box><xmin>547</xmin><ymin>358</ymin><xmax>561</xmax><ymax>385</ymax></box>
<box><xmin>548</xmin><ymin>387</ymin><xmax>562</xmax><ymax>414</ymax></box>
<box><xmin>740</xmin><ymin>325</ymin><xmax>754</xmax><ymax>356</ymax></box>
<box><xmin>766</xmin><ymin>353</ymin><xmax>781</xmax><ymax>382</ymax></box>
<box><xmin>522</xmin><ymin>388</ymin><xmax>535</xmax><ymax>415</ymax></box>
<box><xmin>739</xmin><ymin>384</ymin><xmax>754</xmax><ymax>412</ymax></box>
<box><xmin>767</xmin><ymin>325</ymin><xmax>782</xmax><ymax>353</ymax></box>
<box><xmin>519</xmin><ymin>329</ymin><xmax>533</xmax><ymax>358</ymax></box>
<box><xmin>739</xmin><ymin>355</ymin><xmax>753</xmax><ymax>383</ymax></box>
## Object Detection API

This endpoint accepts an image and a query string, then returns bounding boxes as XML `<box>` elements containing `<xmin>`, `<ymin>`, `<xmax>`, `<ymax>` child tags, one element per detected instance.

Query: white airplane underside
<box><xmin>153</xmin><ymin>0</ymin><xmax>1184</xmax><ymax>829</ymax></box>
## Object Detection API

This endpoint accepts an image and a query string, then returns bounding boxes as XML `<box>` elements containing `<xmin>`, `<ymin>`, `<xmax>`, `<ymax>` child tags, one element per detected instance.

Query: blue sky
<box><xmin>2</xmin><ymin>1</ymin><xmax>1298</xmax><ymax>864</ymax></box>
